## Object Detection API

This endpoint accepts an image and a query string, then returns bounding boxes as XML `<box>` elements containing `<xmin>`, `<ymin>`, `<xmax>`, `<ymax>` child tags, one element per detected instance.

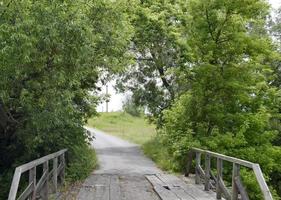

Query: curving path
<box><xmin>77</xmin><ymin>127</ymin><xmax>161</xmax><ymax>200</ymax></box>
<box><xmin>77</xmin><ymin>127</ymin><xmax>217</xmax><ymax>200</ymax></box>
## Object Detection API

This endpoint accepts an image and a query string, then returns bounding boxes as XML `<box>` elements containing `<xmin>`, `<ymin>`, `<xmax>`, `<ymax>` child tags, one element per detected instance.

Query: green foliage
<box><xmin>116</xmin><ymin>0</ymin><xmax>189</xmax><ymax>125</ymax></box>
<box><xmin>122</xmin><ymin>96</ymin><xmax>143</xmax><ymax>117</ymax></box>
<box><xmin>142</xmin><ymin>137</ymin><xmax>179</xmax><ymax>172</ymax></box>
<box><xmin>66</xmin><ymin>144</ymin><xmax>97</xmax><ymax>182</ymax></box>
<box><xmin>132</xmin><ymin>0</ymin><xmax>281</xmax><ymax>198</ymax></box>
<box><xmin>0</xmin><ymin>0</ymin><xmax>132</xmax><ymax>199</ymax></box>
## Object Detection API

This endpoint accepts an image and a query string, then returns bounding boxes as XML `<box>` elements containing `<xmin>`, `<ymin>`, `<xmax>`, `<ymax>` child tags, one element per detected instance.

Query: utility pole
<box><xmin>106</xmin><ymin>85</ymin><xmax>109</xmax><ymax>113</ymax></box>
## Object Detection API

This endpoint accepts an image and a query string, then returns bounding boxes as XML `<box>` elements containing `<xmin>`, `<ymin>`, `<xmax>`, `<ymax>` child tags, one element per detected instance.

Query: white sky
<box><xmin>97</xmin><ymin>81</ymin><xmax>125</xmax><ymax>112</ymax></box>
<box><xmin>269</xmin><ymin>0</ymin><xmax>281</xmax><ymax>9</ymax></box>
<box><xmin>97</xmin><ymin>0</ymin><xmax>280</xmax><ymax>112</ymax></box>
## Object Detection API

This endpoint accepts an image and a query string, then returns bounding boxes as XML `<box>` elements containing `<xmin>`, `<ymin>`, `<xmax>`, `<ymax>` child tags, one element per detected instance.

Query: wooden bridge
<box><xmin>8</xmin><ymin>131</ymin><xmax>273</xmax><ymax>200</ymax></box>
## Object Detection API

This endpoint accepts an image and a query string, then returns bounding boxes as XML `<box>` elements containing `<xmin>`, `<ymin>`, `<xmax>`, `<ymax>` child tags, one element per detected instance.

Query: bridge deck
<box><xmin>77</xmin><ymin>173</ymin><xmax>217</xmax><ymax>200</ymax></box>
<box><xmin>76</xmin><ymin>129</ymin><xmax>218</xmax><ymax>200</ymax></box>
<box><xmin>146</xmin><ymin>174</ymin><xmax>217</xmax><ymax>200</ymax></box>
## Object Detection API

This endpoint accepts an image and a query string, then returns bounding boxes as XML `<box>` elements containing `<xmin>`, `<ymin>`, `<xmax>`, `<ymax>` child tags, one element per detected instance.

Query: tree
<box><xmin>0</xmin><ymin>0</ymin><xmax>132</xmax><ymax>198</ymax></box>
<box><xmin>122</xmin><ymin>95</ymin><xmax>143</xmax><ymax>117</ymax></box>
<box><xmin>159</xmin><ymin>0</ymin><xmax>281</xmax><ymax>198</ymax></box>
<box><xmin>116</xmin><ymin>0</ymin><xmax>189</xmax><ymax>125</ymax></box>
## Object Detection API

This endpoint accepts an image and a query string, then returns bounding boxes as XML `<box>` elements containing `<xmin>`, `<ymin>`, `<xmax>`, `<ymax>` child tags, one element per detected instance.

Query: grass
<box><xmin>87</xmin><ymin>112</ymin><xmax>156</xmax><ymax>145</ymax></box>
<box><xmin>88</xmin><ymin>112</ymin><xmax>176</xmax><ymax>173</ymax></box>
<box><xmin>142</xmin><ymin>137</ymin><xmax>176</xmax><ymax>172</ymax></box>
<box><xmin>87</xmin><ymin>112</ymin><xmax>174</xmax><ymax>171</ymax></box>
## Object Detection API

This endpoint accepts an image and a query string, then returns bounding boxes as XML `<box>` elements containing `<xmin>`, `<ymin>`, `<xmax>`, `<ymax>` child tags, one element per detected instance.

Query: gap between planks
<box><xmin>146</xmin><ymin>174</ymin><xmax>218</xmax><ymax>200</ymax></box>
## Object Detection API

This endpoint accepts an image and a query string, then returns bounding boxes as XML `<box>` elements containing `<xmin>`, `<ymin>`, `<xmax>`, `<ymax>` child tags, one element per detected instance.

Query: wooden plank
<box><xmin>53</xmin><ymin>157</ymin><xmax>58</xmax><ymax>194</ymax></box>
<box><xmin>218</xmin><ymin>177</ymin><xmax>231</xmax><ymax>200</ymax></box>
<box><xmin>78</xmin><ymin>174</ymin><xmax>110</xmax><ymax>200</ymax></box>
<box><xmin>109</xmin><ymin>175</ymin><xmax>121</xmax><ymax>200</ymax></box>
<box><xmin>198</xmin><ymin>166</ymin><xmax>205</xmax><ymax>177</ymax></box>
<box><xmin>204</xmin><ymin>154</ymin><xmax>211</xmax><ymax>191</ymax></box>
<box><xmin>17</xmin><ymin>182</ymin><xmax>33</xmax><ymax>200</ymax></box>
<box><xmin>191</xmin><ymin>148</ymin><xmax>253</xmax><ymax>168</ymax></box>
<box><xmin>156</xmin><ymin>174</ymin><xmax>216</xmax><ymax>200</ymax></box>
<box><xmin>57</xmin><ymin>163</ymin><xmax>64</xmax><ymax>175</ymax></box>
<box><xmin>35</xmin><ymin>170</ymin><xmax>48</xmax><ymax>192</ymax></box>
<box><xmin>146</xmin><ymin>175</ymin><xmax>180</xmax><ymax>200</ymax></box>
<box><xmin>232</xmin><ymin>163</ymin><xmax>240</xmax><ymax>200</ymax></box>
<box><xmin>118</xmin><ymin>175</ymin><xmax>160</xmax><ymax>200</ymax></box>
<box><xmin>8</xmin><ymin>168</ymin><xmax>21</xmax><ymax>200</ymax></box>
<box><xmin>17</xmin><ymin>149</ymin><xmax>67</xmax><ymax>173</ymax></box>
<box><xmin>42</xmin><ymin>161</ymin><xmax>49</xmax><ymax>200</ymax></box>
<box><xmin>234</xmin><ymin>177</ymin><xmax>249</xmax><ymax>200</ymax></box>
<box><xmin>216</xmin><ymin>158</ymin><xmax>223</xmax><ymax>199</ymax></box>
<box><xmin>60</xmin><ymin>153</ymin><xmax>65</xmax><ymax>183</ymax></box>
<box><xmin>29</xmin><ymin>167</ymin><xmax>36</xmax><ymax>200</ymax></box>
<box><xmin>252</xmin><ymin>164</ymin><xmax>273</xmax><ymax>200</ymax></box>
<box><xmin>146</xmin><ymin>174</ymin><xmax>166</xmax><ymax>186</ymax></box>
<box><xmin>155</xmin><ymin>174</ymin><xmax>194</xmax><ymax>200</ymax></box>
<box><xmin>8</xmin><ymin>150</ymin><xmax>67</xmax><ymax>200</ymax></box>
<box><xmin>190</xmin><ymin>147</ymin><xmax>273</xmax><ymax>200</ymax></box>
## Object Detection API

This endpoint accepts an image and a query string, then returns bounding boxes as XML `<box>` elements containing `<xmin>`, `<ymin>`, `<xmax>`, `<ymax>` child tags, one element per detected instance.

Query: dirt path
<box><xmin>77</xmin><ymin>127</ymin><xmax>161</xmax><ymax>200</ymax></box>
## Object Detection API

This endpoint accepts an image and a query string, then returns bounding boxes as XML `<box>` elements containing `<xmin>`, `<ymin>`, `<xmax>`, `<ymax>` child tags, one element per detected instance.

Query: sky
<box><xmin>269</xmin><ymin>0</ymin><xmax>281</xmax><ymax>9</ymax></box>
<box><xmin>97</xmin><ymin>81</ymin><xmax>125</xmax><ymax>112</ymax></box>
<box><xmin>97</xmin><ymin>0</ymin><xmax>280</xmax><ymax>112</ymax></box>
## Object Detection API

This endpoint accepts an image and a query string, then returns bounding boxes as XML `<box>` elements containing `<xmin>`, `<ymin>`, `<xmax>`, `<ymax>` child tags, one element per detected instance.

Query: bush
<box><xmin>142</xmin><ymin>137</ymin><xmax>175</xmax><ymax>171</ymax></box>
<box><xmin>149</xmin><ymin>93</ymin><xmax>281</xmax><ymax>199</ymax></box>
<box><xmin>123</xmin><ymin>96</ymin><xmax>143</xmax><ymax>117</ymax></box>
<box><xmin>66</xmin><ymin>144</ymin><xmax>97</xmax><ymax>182</ymax></box>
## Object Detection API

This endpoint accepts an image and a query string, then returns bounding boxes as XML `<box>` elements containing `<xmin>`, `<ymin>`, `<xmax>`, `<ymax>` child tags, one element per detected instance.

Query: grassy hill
<box><xmin>87</xmin><ymin>112</ymin><xmax>156</xmax><ymax>145</ymax></box>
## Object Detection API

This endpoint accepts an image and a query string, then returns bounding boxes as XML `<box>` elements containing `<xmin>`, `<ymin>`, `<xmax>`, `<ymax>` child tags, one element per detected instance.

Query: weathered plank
<box><xmin>232</xmin><ymin>163</ymin><xmax>240</xmax><ymax>200</ymax></box>
<box><xmin>8</xmin><ymin>150</ymin><xmax>67</xmax><ymax>200</ymax></box>
<box><xmin>120</xmin><ymin>175</ymin><xmax>160</xmax><ymax>200</ymax></box>
<box><xmin>190</xmin><ymin>147</ymin><xmax>273</xmax><ymax>200</ymax></box>
<box><xmin>146</xmin><ymin>175</ymin><xmax>180</xmax><ymax>200</ymax></box>
<box><xmin>234</xmin><ymin>177</ymin><xmax>249</xmax><ymax>200</ymax></box>
<box><xmin>109</xmin><ymin>175</ymin><xmax>121</xmax><ymax>200</ymax></box>
<box><xmin>252</xmin><ymin>164</ymin><xmax>273</xmax><ymax>200</ymax></box>
<box><xmin>156</xmin><ymin>174</ymin><xmax>216</xmax><ymax>200</ymax></box>
<box><xmin>204</xmin><ymin>154</ymin><xmax>211</xmax><ymax>191</ymax></box>
<box><xmin>29</xmin><ymin>167</ymin><xmax>36</xmax><ymax>200</ymax></box>
<box><xmin>18</xmin><ymin>149</ymin><xmax>67</xmax><ymax>173</ymax></box>
<box><xmin>216</xmin><ymin>158</ymin><xmax>223</xmax><ymax>199</ymax></box>
<box><xmin>78</xmin><ymin>174</ymin><xmax>110</xmax><ymax>200</ymax></box>
<box><xmin>53</xmin><ymin>157</ymin><xmax>58</xmax><ymax>193</ymax></box>
<box><xmin>192</xmin><ymin>148</ymin><xmax>253</xmax><ymax>168</ymax></box>
<box><xmin>17</xmin><ymin>182</ymin><xmax>33</xmax><ymax>200</ymax></box>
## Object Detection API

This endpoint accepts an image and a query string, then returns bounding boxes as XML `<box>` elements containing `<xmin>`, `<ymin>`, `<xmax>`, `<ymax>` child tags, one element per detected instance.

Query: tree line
<box><xmin>118</xmin><ymin>0</ymin><xmax>281</xmax><ymax>199</ymax></box>
<box><xmin>1</xmin><ymin>0</ymin><xmax>281</xmax><ymax>199</ymax></box>
<box><xmin>0</xmin><ymin>0</ymin><xmax>132</xmax><ymax>198</ymax></box>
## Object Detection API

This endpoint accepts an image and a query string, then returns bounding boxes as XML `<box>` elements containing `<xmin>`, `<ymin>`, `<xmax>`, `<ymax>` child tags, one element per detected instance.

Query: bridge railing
<box><xmin>8</xmin><ymin>149</ymin><xmax>67</xmax><ymax>200</ymax></box>
<box><xmin>186</xmin><ymin>147</ymin><xmax>273</xmax><ymax>200</ymax></box>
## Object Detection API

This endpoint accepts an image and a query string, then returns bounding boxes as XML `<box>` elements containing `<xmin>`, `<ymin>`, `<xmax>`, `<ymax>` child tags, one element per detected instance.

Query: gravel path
<box><xmin>77</xmin><ymin>127</ymin><xmax>161</xmax><ymax>200</ymax></box>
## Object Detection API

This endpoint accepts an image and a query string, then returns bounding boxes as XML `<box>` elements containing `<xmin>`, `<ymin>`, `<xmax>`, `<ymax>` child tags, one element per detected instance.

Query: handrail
<box><xmin>8</xmin><ymin>149</ymin><xmax>67</xmax><ymax>200</ymax></box>
<box><xmin>186</xmin><ymin>147</ymin><xmax>273</xmax><ymax>200</ymax></box>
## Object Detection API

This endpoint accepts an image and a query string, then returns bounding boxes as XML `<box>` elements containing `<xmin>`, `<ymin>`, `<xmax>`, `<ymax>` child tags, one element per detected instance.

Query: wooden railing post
<box><xmin>188</xmin><ymin>148</ymin><xmax>273</xmax><ymax>200</ymax></box>
<box><xmin>42</xmin><ymin>161</ymin><xmax>49</xmax><ymax>200</ymax></box>
<box><xmin>8</xmin><ymin>149</ymin><xmax>67</xmax><ymax>200</ymax></box>
<box><xmin>204</xmin><ymin>154</ymin><xmax>211</xmax><ymax>191</ymax></box>
<box><xmin>53</xmin><ymin>157</ymin><xmax>58</xmax><ymax>194</ymax></box>
<box><xmin>29</xmin><ymin>167</ymin><xmax>36</xmax><ymax>200</ymax></box>
<box><xmin>216</xmin><ymin>158</ymin><xmax>223</xmax><ymax>199</ymax></box>
<box><xmin>232</xmin><ymin>163</ymin><xmax>240</xmax><ymax>200</ymax></box>
<box><xmin>195</xmin><ymin>152</ymin><xmax>201</xmax><ymax>184</ymax></box>
<box><xmin>60</xmin><ymin>153</ymin><xmax>65</xmax><ymax>184</ymax></box>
